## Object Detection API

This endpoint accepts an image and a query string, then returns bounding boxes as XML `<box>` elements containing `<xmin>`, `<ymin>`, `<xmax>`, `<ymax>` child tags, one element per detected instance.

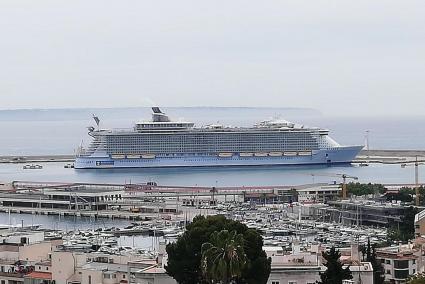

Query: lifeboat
<box><xmin>239</xmin><ymin>153</ymin><xmax>253</xmax><ymax>157</ymax></box>
<box><xmin>127</xmin><ymin>154</ymin><xmax>141</xmax><ymax>159</ymax></box>
<box><xmin>218</xmin><ymin>153</ymin><xmax>233</xmax><ymax>158</ymax></box>
<box><xmin>284</xmin><ymin>152</ymin><xmax>297</xmax><ymax>156</ymax></box>
<box><xmin>298</xmin><ymin>151</ymin><xmax>312</xmax><ymax>156</ymax></box>
<box><xmin>269</xmin><ymin>152</ymin><xmax>283</xmax><ymax>157</ymax></box>
<box><xmin>141</xmin><ymin>154</ymin><xmax>156</xmax><ymax>159</ymax></box>
<box><xmin>111</xmin><ymin>154</ymin><xmax>126</xmax><ymax>159</ymax></box>
<box><xmin>254</xmin><ymin>153</ymin><xmax>268</xmax><ymax>157</ymax></box>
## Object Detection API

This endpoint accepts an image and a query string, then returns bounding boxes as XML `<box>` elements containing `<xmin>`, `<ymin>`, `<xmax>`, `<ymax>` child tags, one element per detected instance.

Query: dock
<box><xmin>0</xmin><ymin>155</ymin><xmax>74</xmax><ymax>164</ymax></box>
<box><xmin>354</xmin><ymin>149</ymin><xmax>425</xmax><ymax>164</ymax></box>
<box><xmin>0</xmin><ymin>206</ymin><xmax>155</xmax><ymax>221</ymax></box>
<box><xmin>0</xmin><ymin>180</ymin><xmax>421</xmax><ymax>223</ymax></box>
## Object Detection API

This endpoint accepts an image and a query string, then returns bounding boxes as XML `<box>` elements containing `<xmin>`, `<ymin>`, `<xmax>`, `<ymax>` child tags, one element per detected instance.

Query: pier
<box><xmin>0</xmin><ymin>181</ymin><xmax>343</xmax><ymax>220</ymax></box>
<box><xmin>0</xmin><ymin>155</ymin><xmax>74</xmax><ymax>164</ymax></box>
<box><xmin>0</xmin><ymin>180</ymin><xmax>421</xmax><ymax>222</ymax></box>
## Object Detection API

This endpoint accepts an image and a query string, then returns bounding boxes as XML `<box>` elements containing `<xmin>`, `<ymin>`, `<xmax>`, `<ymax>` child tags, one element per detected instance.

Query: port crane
<box><xmin>310</xmin><ymin>173</ymin><xmax>359</xmax><ymax>199</ymax></box>
<box><xmin>401</xmin><ymin>156</ymin><xmax>424</xmax><ymax>206</ymax></box>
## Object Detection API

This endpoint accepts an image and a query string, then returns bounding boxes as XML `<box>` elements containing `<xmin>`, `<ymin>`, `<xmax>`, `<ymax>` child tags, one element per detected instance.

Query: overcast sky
<box><xmin>0</xmin><ymin>0</ymin><xmax>424</xmax><ymax>116</ymax></box>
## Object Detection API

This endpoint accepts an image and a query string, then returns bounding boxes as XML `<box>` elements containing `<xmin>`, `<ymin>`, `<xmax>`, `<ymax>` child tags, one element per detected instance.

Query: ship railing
<box><xmin>108</xmin><ymin>127</ymin><xmax>323</xmax><ymax>133</ymax></box>
<box><xmin>109</xmin><ymin>128</ymin><xmax>134</xmax><ymax>133</ymax></box>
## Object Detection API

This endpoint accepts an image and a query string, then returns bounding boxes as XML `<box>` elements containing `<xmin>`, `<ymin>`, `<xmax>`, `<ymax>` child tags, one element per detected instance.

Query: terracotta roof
<box><xmin>25</xmin><ymin>271</ymin><xmax>52</xmax><ymax>280</ymax></box>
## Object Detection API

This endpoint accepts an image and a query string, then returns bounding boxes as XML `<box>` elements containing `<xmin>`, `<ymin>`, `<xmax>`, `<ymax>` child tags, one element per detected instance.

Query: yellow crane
<box><xmin>310</xmin><ymin>173</ymin><xmax>359</xmax><ymax>199</ymax></box>
<box><xmin>401</xmin><ymin>156</ymin><xmax>424</xmax><ymax>206</ymax></box>
<box><xmin>339</xmin><ymin>174</ymin><xmax>359</xmax><ymax>199</ymax></box>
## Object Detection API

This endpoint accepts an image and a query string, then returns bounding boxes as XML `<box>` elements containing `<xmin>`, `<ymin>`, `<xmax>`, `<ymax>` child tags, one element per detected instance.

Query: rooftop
<box><xmin>138</xmin><ymin>265</ymin><xmax>168</xmax><ymax>274</ymax></box>
<box><xmin>415</xmin><ymin>209</ymin><xmax>425</xmax><ymax>223</ymax></box>
<box><xmin>25</xmin><ymin>271</ymin><xmax>52</xmax><ymax>280</ymax></box>
<box><xmin>82</xmin><ymin>262</ymin><xmax>129</xmax><ymax>273</ymax></box>
<box><xmin>376</xmin><ymin>244</ymin><xmax>419</xmax><ymax>259</ymax></box>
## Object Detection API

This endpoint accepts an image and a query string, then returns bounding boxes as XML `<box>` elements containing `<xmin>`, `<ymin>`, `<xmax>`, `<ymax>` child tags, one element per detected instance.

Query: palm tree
<box><xmin>201</xmin><ymin>230</ymin><xmax>247</xmax><ymax>284</ymax></box>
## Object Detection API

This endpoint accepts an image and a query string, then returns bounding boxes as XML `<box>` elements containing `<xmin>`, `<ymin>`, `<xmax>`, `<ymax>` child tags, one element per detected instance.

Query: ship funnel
<box><xmin>152</xmin><ymin>107</ymin><xmax>170</xmax><ymax>122</ymax></box>
<box><xmin>92</xmin><ymin>114</ymin><xmax>100</xmax><ymax>128</ymax></box>
<box><xmin>152</xmin><ymin>107</ymin><xmax>162</xmax><ymax>114</ymax></box>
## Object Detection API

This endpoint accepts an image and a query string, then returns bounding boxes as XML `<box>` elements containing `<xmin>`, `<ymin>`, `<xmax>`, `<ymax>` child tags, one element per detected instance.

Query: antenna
<box><xmin>416</xmin><ymin>156</ymin><xmax>420</xmax><ymax>206</ymax></box>
<box><xmin>400</xmin><ymin>157</ymin><xmax>423</xmax><ymax>206</ymax></box>
<box><xmin>365</xmin><ymin>130</ymin><xmax>370</xmax><ymax>160</ymax></box>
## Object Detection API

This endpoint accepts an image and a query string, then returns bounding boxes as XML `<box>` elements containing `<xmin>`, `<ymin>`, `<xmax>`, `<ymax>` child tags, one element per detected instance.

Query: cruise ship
<box><xmin>74</xmin><ymin>107</ymin><xmax>362</xmax><ymax>169</ymax></box>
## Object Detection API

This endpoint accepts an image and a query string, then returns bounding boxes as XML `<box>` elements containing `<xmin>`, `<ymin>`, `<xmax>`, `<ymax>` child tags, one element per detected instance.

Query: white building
<box><xmin>297</xmin><ymin>185</ymin><xmax>341</xmax><ymax>204</ymax></box>
<box><xmin>265</xmin><ymin>243</ymin><xmax>373</xmax><ymax>284</ymax></box>
<box><xmin>0</xmin><ymin>229</ymin><xmax>61</xmax><ymax>284</ymax></box>
<box><xmin>0</xmin><ymin>229</ymin><xmax>376</xmax><ymax>284</ymax></box>
<box><xmin>376</xmin><ymin>243</ymin><xmax>421</xmax><ymax>283</ymax></box>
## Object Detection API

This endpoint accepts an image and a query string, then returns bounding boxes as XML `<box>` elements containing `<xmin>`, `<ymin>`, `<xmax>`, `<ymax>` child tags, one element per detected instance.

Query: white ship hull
<box><xmin>74</xmin><ymin>146</ymin><xmax>362</xmax><ymax>169</ymax></box>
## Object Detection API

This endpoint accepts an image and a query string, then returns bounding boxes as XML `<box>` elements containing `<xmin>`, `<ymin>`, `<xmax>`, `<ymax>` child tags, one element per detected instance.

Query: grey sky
<box><xmin>1</xmin><ymin>0</ymin><xmax>424</xmax><ymax>116</ymax></box>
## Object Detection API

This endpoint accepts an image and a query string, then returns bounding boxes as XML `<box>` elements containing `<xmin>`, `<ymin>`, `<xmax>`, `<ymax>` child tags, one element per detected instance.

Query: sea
<box><xmin>0</xmin><ymin>107</ymin><xmax>424</xmax><ymax>235</ymax></box>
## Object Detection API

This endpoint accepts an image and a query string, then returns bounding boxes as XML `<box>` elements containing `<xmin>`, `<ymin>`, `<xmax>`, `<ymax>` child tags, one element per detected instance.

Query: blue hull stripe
<box><xmin>75</xmin><ymin>146</ymin><xmax>362</xmax><ymax>169</ymax></box>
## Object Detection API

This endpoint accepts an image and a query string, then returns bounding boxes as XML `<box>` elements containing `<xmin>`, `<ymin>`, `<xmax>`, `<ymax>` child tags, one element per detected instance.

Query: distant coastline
<box><xmin>0</xmin><ymin>106</ymin><xmax>322</xmax><ymax>121</ymax></box>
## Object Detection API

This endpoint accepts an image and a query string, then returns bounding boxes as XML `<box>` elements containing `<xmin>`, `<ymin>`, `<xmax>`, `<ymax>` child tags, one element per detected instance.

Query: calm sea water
<box><xmin>0</xmin><ymin>162</ymin><xmax>422</xmax><ymax>186</ymax></box>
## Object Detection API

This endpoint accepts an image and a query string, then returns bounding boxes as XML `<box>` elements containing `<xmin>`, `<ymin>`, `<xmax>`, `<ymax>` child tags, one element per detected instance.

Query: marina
<box><xmin>0</xmin><ymin>198</ymin><xmax>391</xmax><ymax>250</ymax></box>
<box><xmin>0</xmin><ymin>179</ymin><xmax>412</xmax><ymax>244</ymax></box>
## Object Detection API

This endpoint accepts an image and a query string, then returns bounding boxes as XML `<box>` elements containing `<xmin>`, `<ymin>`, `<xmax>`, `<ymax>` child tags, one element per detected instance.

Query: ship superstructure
<box><xmin>75</xmin><ymin>107</ymin><xmax>362</xmax><ymax>168</ymax></box>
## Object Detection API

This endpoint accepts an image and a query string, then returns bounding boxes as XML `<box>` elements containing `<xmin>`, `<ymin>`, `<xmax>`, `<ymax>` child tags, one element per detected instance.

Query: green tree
<box><xmin>408</xmin><ymin>273</ymin><xmax>425</xmax><ymax>284</ymax></box>
<box><xmin>347</xmin><ymin>182</ymin><xmax>386</xmax><ymax>196</ymax></box>
<box><xmin>365</xmin><ymin>238</ymin><xmax>385</xmax><ymax>284</ymax></box>
<box><xmin>165</xmin><ymin>215</ymin><xmax>271</xmax><ymax>284</ymax></box>
<box><xmin>317</xmin><ymin>246</ymin><xmax>352</xmax><ymax>284</ymax></box>
<box><xmin>388</xmin><ymin>206</ymin><xmax>418</xmax><ymax>243</ymax></box>
<box><xmin>416</xmin><ymin>186</ymin><xmax>425</xmax><ymax>205</ymax></box>
<box><xmin>386</xmin><ymin>187</ymin><xmax>414</xmax><ymax>203</ymax></box>
<box><xmin>201</xmin><ymin>230</ymin><xmax>247</xmax><ymax>283</ymax></box>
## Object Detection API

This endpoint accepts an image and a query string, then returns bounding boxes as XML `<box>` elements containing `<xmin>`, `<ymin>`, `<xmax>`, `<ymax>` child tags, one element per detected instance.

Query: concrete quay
<box><xmin>354</xmin><ymin>149</ymin><xmax>425</xmax><ymax>164</ymax></box>
<box><xmin>0</xmin><ymin>205</ymin><xmax>176</xmax><ymax>221</ymax></box>
<box><xmin>0</xmin><ymin>154</ymin><xmax>74</xmax><ymax>164</ymax></box>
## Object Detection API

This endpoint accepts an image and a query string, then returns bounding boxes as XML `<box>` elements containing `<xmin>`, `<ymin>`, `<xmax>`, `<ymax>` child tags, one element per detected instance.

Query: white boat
<box><xmin>23</xmin><ymin>164</ymin><xmax>43</xmax><ymax>170</ymax></box>
<box><xmin>269</xmin><ymin>152</ymin><xmax>283</xmax><ymax>157</ymax></box>
<box><xmin>284</xmin><ymin>152</ymin><xmax>297</xmax><ymax>156</ymax></box>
